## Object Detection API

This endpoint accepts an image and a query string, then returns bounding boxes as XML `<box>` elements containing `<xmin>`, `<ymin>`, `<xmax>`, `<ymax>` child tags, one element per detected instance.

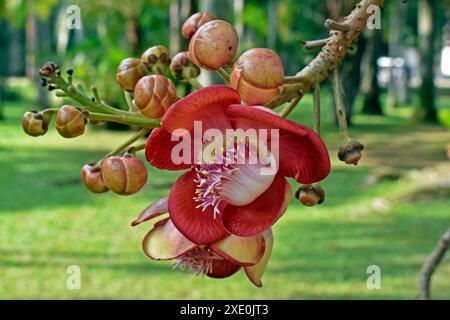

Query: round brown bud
<box><xmin>182</xmin><ymin>12</ymin><xmax>216</xmax><ymax>40</ymax></box>
<box><xmin>230</xmin><ymin>48</ymin><xmax>284</xmax><ymax>105</ymax></box>
<box><xmin>170</xmin><ymin>52</ymin><xmax>201</xmax><ymax>80</ymax></box>
<box><xmin>189</xmin><ymin>20</ymin><xmax>239</xmax><ymax>70</ymax></box>
<box><xmin>22</xmin><ymin>111</ymin><xmax>49</xmax><ymax>137</ymax></box>
<box><xmin>81</xmin><ymin>163</ymin><xmax>109</xmax><ymax>193</ymax></box>
<box><xmin>55</xmin><ymin>105</ymin><xmax>86</xmax><ymax>138</ymax></box>
<box><xmin>101</xmin><ymin>155</ymin><xmax>148</xmax><ymax>195</ymax></box>
<box><xmin>338</xmin><ymin>140</ymin><xmax>365</xmax><ymax>165</ymax></box>
<box><xmin>39</xmin><ymin>61</ymin><xmax>59</xmax><ymax>77</ymax></box>
<box><xmin>134</xmin><ymin>75</ymin><xmax>177</xmax><ymax>119</ymax></box>
<box><xmin>295</xmin><ymin>184</ymin><xmax>325</xmax><ymax>207</ymax></box>
<box><xmin>141</xmin><ymin>45</ymin><xmax>171</xmax><ymax>74</ymax></box>
<box><xmin>116</xmin><ymin>58</ymin><xmax>148</xmax><ymax>92</ymax></box>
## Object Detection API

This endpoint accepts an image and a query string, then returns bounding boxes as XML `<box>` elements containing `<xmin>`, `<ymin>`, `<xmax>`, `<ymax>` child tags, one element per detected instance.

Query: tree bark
<box><xmin>414</xmin><ymin>0</ymin><xmax>438</xmax><ymax>122</ymax></box>
<box><xmin>361</xmin><ymin>29</ymin><xmax>383</xmax><ymax>115</ymax></box>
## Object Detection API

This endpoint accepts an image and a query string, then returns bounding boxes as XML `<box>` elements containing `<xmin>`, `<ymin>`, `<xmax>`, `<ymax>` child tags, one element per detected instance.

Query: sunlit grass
<box><xmin>0</xmin><ymin>91</ymin><xmax>449</xmax><ymax>299</ymax></box>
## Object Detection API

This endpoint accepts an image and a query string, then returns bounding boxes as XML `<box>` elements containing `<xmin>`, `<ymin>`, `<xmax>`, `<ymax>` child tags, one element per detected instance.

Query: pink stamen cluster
<box><xmin>173</xmin><ymin>247</ymin><xmax>221</xmax><ymax>275</ymax></box>
<box><xmin>193</xmin><ymin>153</ymin><xmax>238</xmax><ymax>218</ymax></box>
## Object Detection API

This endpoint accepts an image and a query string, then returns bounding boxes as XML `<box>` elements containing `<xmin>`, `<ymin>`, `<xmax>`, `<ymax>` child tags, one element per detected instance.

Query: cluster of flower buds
<box><xmin>81</xmin><ymin>154</ymin><xmax>148</xmax><ymax>196</ymax></box>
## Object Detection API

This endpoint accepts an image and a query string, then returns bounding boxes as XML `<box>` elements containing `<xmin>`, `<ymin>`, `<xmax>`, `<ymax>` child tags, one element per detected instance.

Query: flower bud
<box><xmin>55</xmin><ymin>105</ymin><xmax>86</xmax><ymax>138</ymax></box>
<box><xmin>182</xmin><ymin>12</ymin><xmax>216</xmax><ymax>40</ymax></box>
<box><xmin>134</xmin><ymin>75</ymin><xmax>177</xmax><ymax>119</ymax></box>
<box><xmin>81</xmin><ymin>163</ymin><xmax>109</xmax><ymax>193</ymax></box>
<box><xmin>39</xmin><ymin>61</ymin><xmax>59</xmax><ymax>77</ymax></box>
<box><xmin>22</xmin><ymin>110</ymin><xmax>49</xmax><ymax>137</ymax></box>
<box><xmin>338</xmin><ymin>140</ymin><xmax>365</xmax><ymax>165</ymax></box>
<box><xmin>189</xmin><ymin>20</ymin><xmax>239</xmax><ymax>70</ymax></box>
<box><xmin>230</xmin><ymin>48</ymin><xmax>284</xmax><ymax>105</ymax></box>
<box><xmin>170</xmin><ymin>52</ymin><xmax>200</xmax><ymax>80</ymax></box>
<box><xmin>116</xmin><ymin>58</ymin><xmax>148</xmax><ymax>92</ymax></box>
<box><xmin>295</xmin><ymin>184</ymin><xmax>325</xmax><ymax>207</ymax></box>
<box><xmin>101</xmin><ymin>155</ymin><xmax>148</xmax><ymax>195</ymax></box>
<box><xmin>141</xmin><ymin>45</ymin><xmax>171</xmax><ymax>74</ymax></box>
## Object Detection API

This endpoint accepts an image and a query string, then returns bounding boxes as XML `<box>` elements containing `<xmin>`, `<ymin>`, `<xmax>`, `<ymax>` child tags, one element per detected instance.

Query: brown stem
<box><xmin>313</xmin><ymin>84</ymin><xmax>321</xmax><ymax>135</ymax></box>
<box><xmin>419</xmin><ymin>227</ymin><xmax>450</xmax><ymax>300</ymax></box>
<box><xmin>331</xmin><ymin>68</ymin><xmax>350</xmax><ymax>143</ymax></box>
<box><xmin>279</xmin><ymin>95</ymin><xmax>302</xmax><ymax>118</ymax></box>
<box><xmin>266</xmin><ymin>0</ymin><xmax>385</xmax><ymax>109</ymax></box>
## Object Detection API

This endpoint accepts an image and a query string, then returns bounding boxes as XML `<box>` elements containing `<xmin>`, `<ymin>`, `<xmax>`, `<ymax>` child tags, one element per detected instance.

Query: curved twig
<box><xmin>266</xmin><ymin>0</ymin><xmax>384</xmax><ymax>109</ymax></box>
<box><xmin>419</xmin><ymin>227</ymin><xmax>450</xmax><ymax>300</ymax></box>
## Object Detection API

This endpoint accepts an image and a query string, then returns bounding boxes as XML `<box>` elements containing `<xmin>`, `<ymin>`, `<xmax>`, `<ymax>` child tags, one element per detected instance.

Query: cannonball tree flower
<box><xmin>145</xmin><ymin>86</ymin><xmax>330</xmax><ymax>245</ymax></box>
<box><xmin>132</xmin><ymin>197</ymin><xmax>273</xmax><ymax>287</ymax></box>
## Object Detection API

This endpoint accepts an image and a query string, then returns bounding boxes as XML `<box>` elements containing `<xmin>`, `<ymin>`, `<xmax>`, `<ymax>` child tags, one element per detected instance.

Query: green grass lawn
<box><xmin>0</xmin><ymin>87</ymin><xmax>449</xmax><ymax>299</ymax></box>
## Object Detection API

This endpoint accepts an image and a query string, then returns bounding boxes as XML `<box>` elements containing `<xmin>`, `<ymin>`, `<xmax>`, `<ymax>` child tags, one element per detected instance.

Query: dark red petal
<box><xmin>169</xmin><ymin>170</ymin><xmax>229</xmax><ymax>245</ymax></box>
<box><xmin>162</xmin><ymin>85</ymin><xmax>240</xmax><ymax>134</ymax></box>
<box><xmin>205</xmin><ymin>259</ymin><xmax>241</xmax><ymax>279</ymax></box>
<box><xmin>131</xmin><ymin>197</ymin><xmax>169</xmax><ymax>226</ymax></box>
<box><xmin>145</xmin><ymin>128</ymin><xmax>193</xmax><ymax>171</ymax></box>
<box><xmin>221</xmin><ymin>173</ymin><xmax>291</xmax><ymax>237</ymax></box>
<box><xmin>226</xmin><ymin>104</ymin><xmax>331</xmax><ymax>184</ymax></box>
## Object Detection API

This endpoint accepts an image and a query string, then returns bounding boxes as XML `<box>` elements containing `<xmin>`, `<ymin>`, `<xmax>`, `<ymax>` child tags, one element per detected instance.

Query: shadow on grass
<box><xmin>270</xmin><ymin>207</ymin><xmax>450</xmax><ymax>299</ymax></box>
<box><xmin>0</xmin><ymin>145</ymin><xmax>176</xmax><ymax>213</ymax></box>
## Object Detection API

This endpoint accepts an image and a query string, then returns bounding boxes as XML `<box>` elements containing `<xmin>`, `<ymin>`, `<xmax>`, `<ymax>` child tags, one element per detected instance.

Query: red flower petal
<box><xmin>205</xmin><ymin>259</ymin><xmax>241</xmax><ymax>279</ymax></box>
<box><xmin>142</xmin><ymin>218</ymin><xmax>197</xmax><ymax>260</ymax></box>
<box><xmin>210</xmin><ymin>233</ymin><xmax>265</xmax><ymax>266</ymax></box>
<box><xmin>226</xmin><ymin>104</ymin><xmax>331</xmax><ymax>183</ymax></box>
<box><xmin>221</xmin><ymin>173</ymin><xmax>291</xmax><ymax>237</ymax></box>
<box><xmin>145</xmin><ymin>128</ymin><xmax>193</xmax><ymax>171</ymax></box>
<box><xmin>245</xmin><ymin>228</ymin><xmax>273</xmax><ymax>287</ymax></box>
<box><xmin>131</xmin><ymin>197</ymin><xmax>169</xmax><ymax>226</ymax></box>
<box><xmin>162</xmin><ymin>86</ymin><xmax>240</xmax><ymax>134</ymax></box>
<box><xmin>169</xmin><ymin>170</ymin><xmax>229</xmax><ymax>245</ymax></box>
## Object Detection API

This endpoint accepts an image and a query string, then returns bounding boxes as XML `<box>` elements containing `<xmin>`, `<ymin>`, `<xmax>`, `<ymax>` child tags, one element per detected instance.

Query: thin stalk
<box><xmin>279</xmin><ymin>95</ymin><xmax>301</xmax><ymax>118</ymax></box>
<box><xmin>124</xmin><ymin>91</ymin><xmax>139</xmax><ymax>112</ymax></box>
<box><xmin>85</xmin><ymin>111</ymin><xmax>160</xmax><ymax>128</ymax></box>
<box><xmin>331</xmin><ymin>69</ymin><xmax>350</xmax><ymax>143</ymax></box>
<box><xmin>312</xmin><ymin>84</ymin><xmax>321</xmax><ymax>136</ymax></box>
<box><xmin>105</xmin><ymin>128</ymin><xmax>151</xmax><ymax>157</ymax></box>
<box><xmin>188</xmin><ymin>78</ymin><xmax>203</xmax><ymax>90</ymax></box>
<box><xmin>217</xmin><ymin>67</ymin><xmax>230</xmax><ymax>83</ymax></box>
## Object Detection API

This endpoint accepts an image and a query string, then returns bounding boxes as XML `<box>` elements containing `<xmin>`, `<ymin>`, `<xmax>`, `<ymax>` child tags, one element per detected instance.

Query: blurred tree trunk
<box><xmin>169</xmin><ymin>0</ymin><xmax>181</xmax><ymax>55</ymax></box>
<box><xmin>414</xmin><ymin>0</ymin><xmax>438</xmax><ymax>122</ymax></box>
<box><xmin>26</xmin><ymin>14</ymin><xmax>48</xmax><ymax>107</ymax></box>
<box><xmin>126</xmin><ymin>17</ymin><xmax>141</xmax><ymax>56</ymax></box>
<box><xmin>386</xmin><ymin>0</ymin><xmax>408</xmax><ymax>108</ymax></box>
<box><xmin>0</xmin><ymin>20</ymin><xmax>8</xmax><ymax>120</ymax></box>
<box><xmin>234</xmin><ymin>0</ymin><xmax>244</xmax><ymax>40</ymax></box>
<box><xmin>361</xmin><ymin>29</ymin><xmax>383</xmax><ymax>115</ymax></box>
<box><xmin>267</xmin><ymin>0</ymin><xmax>277</xmax><ymax>50</ymax></box>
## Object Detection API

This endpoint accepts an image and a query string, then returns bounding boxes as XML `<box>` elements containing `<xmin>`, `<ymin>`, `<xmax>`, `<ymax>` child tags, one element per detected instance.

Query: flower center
<box><xmin>173</xmin><ymin>246</ymin><xmax>221</xmax><ymax>275</ymax></box>
<box><xmin>193</xmin><ymin>154</ymin><xmax>238</xmax><ymax>218</ymax></box>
